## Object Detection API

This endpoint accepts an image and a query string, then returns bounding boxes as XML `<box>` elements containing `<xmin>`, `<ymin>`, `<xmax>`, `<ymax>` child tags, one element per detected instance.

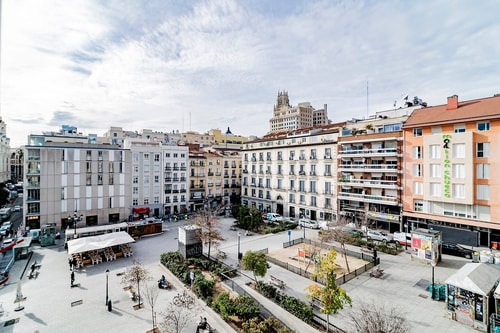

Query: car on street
<box><xmin>442</xmin><ymin>242</ymin><xmax>474</xmax><ymax>259</ymax></box>
<box><xmin>341</xmin><ymin>226</ymin><xmax>363</xmax><ymax>237</ymax></box>
<box><xmin>13</xmin><ymin>205</ymin><xmax>21</xmax><ymax>212</ymax></box>
<box><xmin>366</xmin><ymin>230</ymin><xmax>393</xmax><ymax>242</ymax></box>
<box><xmin>298</xmin><ymin>218</ymin><xmax>319</xmax><ymax>229</ymax></box>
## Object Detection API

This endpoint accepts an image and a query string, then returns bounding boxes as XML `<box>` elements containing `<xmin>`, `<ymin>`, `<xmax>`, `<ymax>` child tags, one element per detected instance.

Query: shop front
<box><xmin>445</xmin><ymin>263</ymin><xmax>500</xmax><ymax>332</ymax></box>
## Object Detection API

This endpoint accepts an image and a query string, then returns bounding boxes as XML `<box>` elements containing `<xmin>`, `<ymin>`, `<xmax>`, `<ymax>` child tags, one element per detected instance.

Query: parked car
<box><xmin>393</xmin><ymin>232</ymin><xmax>412</xmax><ymax>246</ymax></box>
<box><xmin>13</xmin><ymin>205</ymin><xmax>21</xmax><ymax>212</ymax></box>
<box><xmin>298</xmin><ymin>218</ymin><xmax>319</xmax><ymax>229</ymax></box>
<box><xmin>442</xmin><ymin>242</ymin><xmax>474</xmax><ymax>259</ymax></box>
<box><xmin>366</xmin><ymin>230</ymin><xmax>393</xmax><ymax>242</ymax></box>
<box><xmin>266</xmin><ymin>213</ymin><xmax>283</xmax><ymax>223</ymax></box>
<box><xmin>341</xmin><ymin>226</ymin><xmax>363</xmax><ymax>237</ymax></box>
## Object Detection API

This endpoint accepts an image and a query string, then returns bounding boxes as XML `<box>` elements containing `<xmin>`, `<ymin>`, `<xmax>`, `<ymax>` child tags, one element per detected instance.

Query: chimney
<box><xmin>446</xmin><ymin>95</ymin><xmax>458</xmax><ymax>110</ymax></box>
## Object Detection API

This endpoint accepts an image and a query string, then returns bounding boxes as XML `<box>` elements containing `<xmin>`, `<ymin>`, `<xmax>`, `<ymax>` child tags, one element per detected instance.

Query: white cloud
<box><xmin>2</xmin><ymin>0</ymin><xmax>500</xmax><ymax>146</ymax></box>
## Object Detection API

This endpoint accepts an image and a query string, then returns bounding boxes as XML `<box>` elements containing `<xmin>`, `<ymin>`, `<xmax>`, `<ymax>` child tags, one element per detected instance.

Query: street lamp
<box><xmin>105</xmin><ymin>269</ymin><xmax>110</xmax><ymax>306</ymax></box>
<box><xmin>430</xmin><ymin>260</ymin><xmax>436</xmax><ymax>300</ymax></box>
<box><xmin>237</xmin><ymin>232</ymin><xmax>241</xmax><ymax>264</ymax></box>
<box><xmin>68</xmin><ymin>211</ymin><xmax>83</xmax><ymax>239</ymax></box>
<box><xmin>404</xmin><ymin>223</ymin><xmax>409</xmax><ymax>251</ymax></box>
<box><xmin>302</xmin><ymin>224</ymin><xmax>306</xmax><ymax>240</ymax></box>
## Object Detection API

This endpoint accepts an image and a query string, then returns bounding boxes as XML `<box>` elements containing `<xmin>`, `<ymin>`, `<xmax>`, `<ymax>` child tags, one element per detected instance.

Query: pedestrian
<box><xmin>72</xmin><ymin>258</ymin><xmax>77</xmax><ymax>270</ymax></box>
<box><xmin>68</xmin><ymin>258</ymin><xmax>73</xmax><ymax>271</ymax></box>
<box><xmin>196</xmin><ymin>316</ymin><xmax>207</xmax><ymax>332</ymax></box>
<box><xmin>71</xmin><ymin>271</ymin><xmax>75</xmax><ymax>287</ymax></box>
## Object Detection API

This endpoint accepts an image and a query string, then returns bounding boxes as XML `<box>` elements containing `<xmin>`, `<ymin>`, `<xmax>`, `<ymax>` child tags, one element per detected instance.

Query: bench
<box><xmin>369</xmin><ymin>267</ymin><xmax>384</xmax><ymax>278</ymax></box>
<box><xmin>270</xmin><ymin>275</ymin><xmax>285</xmax><ymax>290</ymax></box>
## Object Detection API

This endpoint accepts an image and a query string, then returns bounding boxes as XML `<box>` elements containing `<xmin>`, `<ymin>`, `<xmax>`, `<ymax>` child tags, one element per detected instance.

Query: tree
<box><xmin>305</xmin><ymin>249</ymin><xmax>351</xmax><ymax>332</ymax></box>
<box><xmin>159</xmin><ymin>301</ymin><xmax>193</xmax><ymax>333</ymax></box>
<box><xmin>241</xmin><ymin>251</ymin><xmax>268</xmax><ymax>286</ymax></box>
<box><xmin>318</xmin><ymin>222</ymin><xmax>355</xmax><ymax>273</ymax></box>
<box><xmin>143</xmin><ymin>282</ymin><xmax>160</xmax><ymax>332</ymax></box>
<box><xmin>121</xmin><ymin>260</ymin><xmax>150</xmax><ymax>309</ymax></box>
<box><xmin>196</xmin><ymin>207</ymin><xmax>224</xmax><ymax>259</ymax></box>
<box><xmin>347</xmin><ymin>301</ymin><xmax>410</xmax><ymax>333</ymax></box>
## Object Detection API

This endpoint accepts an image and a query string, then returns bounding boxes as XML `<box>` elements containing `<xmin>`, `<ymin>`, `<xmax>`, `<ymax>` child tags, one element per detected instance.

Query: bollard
<box><xmin>107</xmin><ymin>299</ymin><xmax>112</xmax><ymax>312</ymax></box>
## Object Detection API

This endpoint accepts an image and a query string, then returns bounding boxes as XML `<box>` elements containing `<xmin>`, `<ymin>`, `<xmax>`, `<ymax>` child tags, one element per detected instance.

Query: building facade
<box><xmin>269</xmin><ymin>91</ymin><xmax>329</xmax><ymax>133</ymax></box>
<box><xmin>402</xmin><ymin>94</ymin><xmax>500</xmax><ymax>247</ymax></box>
<box><xmin>24</xmin><ymin>126</ymin><xmax>131</xmax><ymax>230</ymax></box>
<box><xmin>241</xmin><ymin>125</ymin><xmax>340</xmax><ymax>222</ymax></box>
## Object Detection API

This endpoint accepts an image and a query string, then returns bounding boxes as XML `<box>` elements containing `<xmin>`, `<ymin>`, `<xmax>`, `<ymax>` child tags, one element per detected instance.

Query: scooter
<box><xmin>158</xmin><ymin>278</ymin><xmax>171</xmax><ymax>290</ymax></box>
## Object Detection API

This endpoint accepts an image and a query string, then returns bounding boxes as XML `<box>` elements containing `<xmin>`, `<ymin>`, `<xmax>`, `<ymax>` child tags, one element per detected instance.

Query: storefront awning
<box><xmin>445</xmin><ymin>263</ymin><xmax>500</xmax><ymax>296</ymax></box>
<box><xmin>133</xmin><ymin>207</ymin><xmax>150</xmax><ymax>214</ymax></box>
<box><xmin>67</xmin><ymin>231</ymin><xmax>135</xmax><ymax>255</ymax></box>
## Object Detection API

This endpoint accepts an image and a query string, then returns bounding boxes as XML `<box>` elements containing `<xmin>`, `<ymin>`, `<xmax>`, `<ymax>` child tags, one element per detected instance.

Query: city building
<box><xmin>0</xmin><ymin>117</ymin><xmax>11</xmax><ymax>182</ymax></box>
<box><xmin>269</xmin><ymin>91</ymin><xmax>329</xmax><ymax>133</ymax></box>
<box><xmin>9</xmin><ymin>147</ymin><xmax>23</xmax><ymax>184</ymax></box>
<box><xmin>208</xmin><ymin>128</ymin><xmax>248</xmax><ymax>149</ymax></box>
<box><xmin>241</xmin><ymin>124</ymin><xmax>341</xmax><ymax>222</ymax></box>
<box><xmin>402</xmin><ymin>94</ymin><xmax>500</xmax><ymax>247</ymax></box>
<box><xmin>337</xmin><ymin>104</ymin><xmax>421</xmax><ymax>232</ymax></box>
<box><xmin>24</xmin><ymin>125</ymin><xmax>131</xmax><ymax>230</ymax></box>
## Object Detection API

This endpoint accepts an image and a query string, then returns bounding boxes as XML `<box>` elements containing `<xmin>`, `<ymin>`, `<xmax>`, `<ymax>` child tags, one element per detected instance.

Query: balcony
<box><xmin>338</xmin><ymin>192</ymin><xmax>399</xmax><ymax>206</ymax></box>
<box><xmin>338</xmin><ymin>178</ymin><xmax>400</xmax><ymax>189</ymax></box>
<box><xmin>338</xmin><ymin>164</ymin><xmax>400</xmax><ymax>173</ymax></box>
<box><xmin>338</xmin><ymin>147</ymin><xmax>400</xmax><ymax>158</ymax></box>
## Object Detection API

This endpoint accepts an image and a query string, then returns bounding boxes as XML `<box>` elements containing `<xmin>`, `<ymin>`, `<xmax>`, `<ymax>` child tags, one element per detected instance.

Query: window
<box><xmin>325</xmin><ymin>182</ymin><xmax>332</xmax><ymax>194</ymax></box>
<box><xmin>290</xmin><ymin>179</ymin><xmax>295</xmax><ymax>190</ymax></box>
<box><xmin>109</xmin><ymin>174</ymin><xmax>114</xmax><ymax>185</ymax></box>
<box><xmin>452</xmin><ymin>184</ymin><xmax>465</xmax><ymax>198</ymax></box>
<box><xmin>477</xmin><ymin>121</ymin><xmax>490</xmax><ymax>131</ymax></box>
<box><xmin>132</xmin><ymin>199</ymin><xmax>138</xmax><ymax>206</ymax></box>
<box><xmin>414</xmin><ymin>182</ymin><xmax>423</xmax><ymax>195</ymax></box>
<box><xmin>454</xmin><ymin>124</ymin><xmax>466</xmax><ymax>133</ymax></box>
<box><xmin>430</xmin><ymin>182</ymin><xmax>441</xmax><ymax>197</ymax></box>
<box><xmin>414</xmin><ymin>201</ymin><xmax>423</xmax><ymax>212</ymax></box>
<box><xmin>452</xmin><ymin>143</ymin><xmax>465</xmax><ymax>158</ymax></box>
<box><xmin>277</xmin><ymin>179</ymin><xmax>282</xmax><ymax>189</ymax></box>
<box><xmin>413</xmin><ymin>164</ymin><xmax>422</xmax><ymax>177</ymax></box>
<box><xmin>413</xmin><ymin>146</ymin><xmax>422</xmax><ymax>159</ymax></box>
<box><xmin>431</xmin><ymin>126</ymin><xmax>442</xmax><ymax>134</ymax></box>
<box><xmin>98</xmin><ymin>174</ymin><xmax>103</xmax><ymax>185</ymax></box>
<box><xmin>413</xmin><ymin>128</ymin><xmax>422</xmax><ymax>137</ymax></box>
<box><xmin>452</xmin><ymin>164</ymin><xmax>465</xmax><ymax>179</ymax></box>
<box><xmin>477</xmin><ymin>185</ymin><xmax>490</xmax><ymax>200</ymax></box>
<box><xmin>429</xmin><ymin>145</ymin><xmax>441</xmax><ymax>159</ymax></box>
<box><xmin>477</xmin><ymin>142</ymin><xmax>490</xmax><ymax>157</ymax></box>
<box><xmin>133</xmin><ymin>187</ymin><xmax>138</xmax><ymax>194</ymax></box>
<box><xmin>430</xmin><ymin>164</ymin><xmax>441</xmax><ymax>178</ymax></box>
<box><xmin>299</xmin><ymin>180</ymin><xmax>305</xmax><ymax>192</ymax></box>
<box><xmin>477</xmin><ymin>164</ymin><xmax>490</xmax><ymax>179</ymax></box>
<box><xmin>86</xmin><ymin>175</ymin><xmax>92</xmax><ymax>186</ymax></box>
<box><xmin>310</xmin><ymin>181</ymin><xmax>316</xmax><ymax>193</ymax></box>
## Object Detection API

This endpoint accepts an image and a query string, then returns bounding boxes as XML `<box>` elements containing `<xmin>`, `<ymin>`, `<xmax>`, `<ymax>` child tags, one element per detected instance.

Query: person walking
<box><xmin>71</xmin><ymin>271</ymin><xmax>75</xmax><ymax>287</ymax></box>
<box><xmin>68</xmin><ymin>258</ymin><xmax>73</xmax><ymax>271</ymax></box>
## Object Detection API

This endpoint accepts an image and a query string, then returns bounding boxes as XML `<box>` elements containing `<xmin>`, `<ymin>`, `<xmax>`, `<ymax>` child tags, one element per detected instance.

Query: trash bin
<box><xmin>107</xmin><ymin>299</ymin><xmax>112</xmax><ymax>312</ymax></box>
<box><xmin>472</xmin><ymin>251</ymin><xmax>480</xmax><ymax>263</ymax></box>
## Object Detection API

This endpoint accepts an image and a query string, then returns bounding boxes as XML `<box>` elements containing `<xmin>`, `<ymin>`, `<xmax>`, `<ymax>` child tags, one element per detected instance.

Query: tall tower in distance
<box><xmin>268</xmin><ymin>91</ymin><xmax>329</xmax><ymax>134</ymax></box>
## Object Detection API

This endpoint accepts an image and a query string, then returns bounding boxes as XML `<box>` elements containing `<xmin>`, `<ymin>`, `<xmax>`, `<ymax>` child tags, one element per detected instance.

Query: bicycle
<box><xmin>172</xmin><ymin>289</ymin><xmax>195</xmax><ymax>309</ymax></box>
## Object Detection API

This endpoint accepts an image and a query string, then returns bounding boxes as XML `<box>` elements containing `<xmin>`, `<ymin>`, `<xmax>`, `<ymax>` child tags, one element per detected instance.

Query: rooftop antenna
<box><xmin>366</xmin><ymin>81</ymin><xmax>369</xmax><ymax>118</ymax></box>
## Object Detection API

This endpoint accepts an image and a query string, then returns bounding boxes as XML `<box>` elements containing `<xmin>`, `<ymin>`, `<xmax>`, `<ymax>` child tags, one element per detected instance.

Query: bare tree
<box><xmin>318</xmin><ymin>220</ymin><xmax>353</xmax><ymax>273</ymax></box>
<box><xmin>347</xmin><ymin>301</ymin><xmax>410</xmax><ymax>333</ymax></box>
<box><xmin>195</xmin><ymin>207</ymin><xmax>224</xmax><ymax>258</ymax></box>
<box><xmin>159</xmin><ymin>301</ymin><xmax>194</xmax><ymax>333</ymax></box>
<box><xmin>143</xmin><ymin>282</ymin><xmax>160</xmax><ymax>332</ymax></box>
<box><xmin>121</xmin><ymin>260</ymin><xmax>150</xmax><ymax>309</ymax></box>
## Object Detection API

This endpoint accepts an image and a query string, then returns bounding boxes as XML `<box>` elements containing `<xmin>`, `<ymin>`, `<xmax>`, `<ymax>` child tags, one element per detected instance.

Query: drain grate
<box><xmin>3</xmin><ymin>317</ymin><xmax>20</xmax><ymax>327</ymax></box>
<box><xmin>414</xmin><ymin>278</ymin><xmax>430</xmax><ymax>290</ymax></box>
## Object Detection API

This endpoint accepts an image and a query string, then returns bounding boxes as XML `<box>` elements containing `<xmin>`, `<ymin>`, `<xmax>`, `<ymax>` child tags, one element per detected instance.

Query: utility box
<box><xmin>410</xmin><ymin>228</ymin><xmax>442</xmax><ymax>264</ymax></box>
<box><xmin>178</xmin><ymin>225</ymin><xmax>202</xmax><ymax>259</ymax></box>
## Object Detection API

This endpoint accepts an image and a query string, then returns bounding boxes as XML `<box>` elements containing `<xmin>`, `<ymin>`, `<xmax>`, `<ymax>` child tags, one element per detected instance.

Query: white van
<box><xmin>266</xmin><ymin>213</ymin><xmax>283</xmax><ymax>223</ymax></box>
<box><xmin>298</xmin><ymin>218</ymin><xmax>319</xmax><ymax>229</ymax></box>
<box><xmin>393</xmin><ymin>232</ymin><xmax>411</xmax><ymax>246</ymax></box>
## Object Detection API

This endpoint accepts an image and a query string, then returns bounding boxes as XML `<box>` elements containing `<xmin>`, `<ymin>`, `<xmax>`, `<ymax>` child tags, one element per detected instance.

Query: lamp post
<box><xmin>237</xmin><ymin>232</ymin><xmax>241</xmax><ymax>264</ymax></box>
<box><xmin>302</xmin><ymin>224</ymin><xmax>306</xmax><ymax>240</ymax></box>
<box><xmin>68</xmin><ymin>211</ymin><xmax>83</xmax><ymax>239</ymax></box>
<box><xmin>105</xmin><ymin>269</ymin><xmax>110</xmax><ymax>306</ymax></box>
<box><xmin>430</xmin><ymin>260</ymin><xmax>436</xmax><ymax>300</ymax></box>
<box><xmin>404</xmin><ymin>223</ymin><xmax>409</xmax><ymax>251</ymax></box>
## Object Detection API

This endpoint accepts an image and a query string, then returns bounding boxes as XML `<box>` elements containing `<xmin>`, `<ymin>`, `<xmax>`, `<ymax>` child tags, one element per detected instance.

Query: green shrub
<box><xmin>193</xmin><ymin>275</ymin><xmax>215</xmax><ymax>300</ymax></box>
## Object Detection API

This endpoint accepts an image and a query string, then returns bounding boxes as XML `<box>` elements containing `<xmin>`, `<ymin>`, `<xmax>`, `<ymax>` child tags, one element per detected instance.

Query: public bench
<box><xmin>270</xmin><ymin>275</ymin><xmax>285</xmax><ymax>289</ymax></box>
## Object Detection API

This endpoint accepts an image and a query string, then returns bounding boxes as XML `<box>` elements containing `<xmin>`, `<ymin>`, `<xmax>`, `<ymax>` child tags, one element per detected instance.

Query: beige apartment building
<box><xmin>241</xmin><ymin>125</ymin><xmax>341</xmax><ymax>222</ymax></box>
<box><xmin>24</xmin><ymin>126</ymin><xmax>131</xmax><ymax>230</ymax></box>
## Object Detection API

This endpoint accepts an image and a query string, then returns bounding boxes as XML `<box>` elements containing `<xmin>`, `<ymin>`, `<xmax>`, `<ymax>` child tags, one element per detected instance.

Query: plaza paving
<box><xmin>0</xmin><ymin>217</ymin><xmax>486</xmax><ymax>332</ymax></box>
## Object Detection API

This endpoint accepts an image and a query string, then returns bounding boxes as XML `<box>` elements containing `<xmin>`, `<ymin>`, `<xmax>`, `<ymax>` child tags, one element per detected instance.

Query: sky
<box><xmin>1</xmin><ymin>0</ymin><xmax>500</xmax><ymax>148</ymax></box>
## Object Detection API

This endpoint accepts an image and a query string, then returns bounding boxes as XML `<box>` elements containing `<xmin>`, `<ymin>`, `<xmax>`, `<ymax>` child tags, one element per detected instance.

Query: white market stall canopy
<box><xmin>67</xmin><ymin>231</ymin><xmax>135</xmax><ymax>255</ymax></box>
<box><xmin>445</xmin><ymin>263</ymin><xmax>500</xmax><ymax>296</ymax></box>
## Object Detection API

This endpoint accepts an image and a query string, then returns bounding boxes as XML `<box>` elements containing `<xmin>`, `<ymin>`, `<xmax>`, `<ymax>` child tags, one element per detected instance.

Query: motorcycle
<box><xmin>158</xmin><ymin>277</ymin><xmax>171</xmax><ymax>290</ymax></box>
